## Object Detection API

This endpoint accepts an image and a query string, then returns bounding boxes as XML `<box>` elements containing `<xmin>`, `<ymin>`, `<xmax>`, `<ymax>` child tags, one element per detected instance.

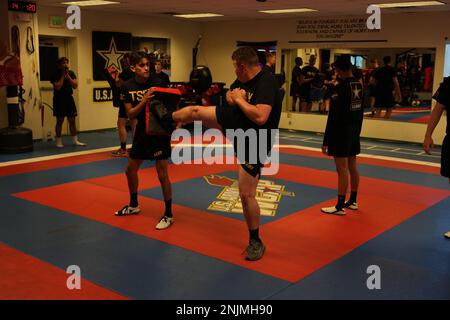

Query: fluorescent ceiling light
<box><xmin>373</xmin><ymin>1</ymin><xmax>445</xmax><ymax>8</ymax></box>
<box><xmin>174</xmin><ymin>13</ymin><xmax>224</xmax><ymax>18</ymax></box>
<box><xmin>61</xmin><ymin>1</ymin><xmax>120</xmax><ymax>6</ymax></box>
<box><xmin>259</xmin><ymin>8</ymin><xmax>318</xmax><ymax>14</ymax></box>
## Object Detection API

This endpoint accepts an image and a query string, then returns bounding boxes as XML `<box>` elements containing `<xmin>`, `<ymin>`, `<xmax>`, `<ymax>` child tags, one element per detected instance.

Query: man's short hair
<box><xmin>334</xmin><ymin>55</ymin><xmax>352</xmax><ymax>71</ymax></box>
<box><xmin>295</xmin><ymin>57</ymin><xmax>303</xmax><ymax>64</ymax></box>
<box><xmin>383</xmin><ymin>56</ymin><xmax>391</xmax><ymax>65</ymax></box>
<box><xmin>129</xmin><ymin>51</ymin><xmax>148</xmax><ymax>66</ymax></box>
<box><xmin>232</xmin><ymin>46</ymin><xmax>259</xmax><ymax>66</ymax></box>
<box><xmin>57</xmin><ymin>57</ymin><xmax>69</xmax><ymax>65</ymax></box>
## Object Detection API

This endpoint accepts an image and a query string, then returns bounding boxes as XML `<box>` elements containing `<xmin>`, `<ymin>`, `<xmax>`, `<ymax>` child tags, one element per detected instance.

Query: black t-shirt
<box><xmin>433</xmin><ymin>77</ymin><xmax>450</xmax><ymax>134</ymax></box>
<box><xmin>120</xmin><ymin>74</ymin><xmax>167</xmax><ymax>128</ymax></box>
<box><xmin>324</xmin><ymin>77</ymin><xmax>364</xmax><ymax>145</ymax></box>
<box><xmin>262</xmin><ymin>65</ymin><xmax>285</xmax><ymax>89</ymax></box>
<box><xmin>373</xmin><ymin>65</ymin><xmax>396</xmax><ymax>94</ymax></box>
<box><xmin>300</xmin><ymin>65</ymin><xmax>320</xmax><ymax>89</ymax></box>
<box><xmin>291</xmin><ymin>66</ymin><xmax>302</xmax><ymax>87</ymax></box>
<box><xmin>311</xmin><ymin>73</ymin><xmax>326</xmax><ymax>88</ymax></box>
<box><xmin>228</xmin><ymin>68</ymin><xmax>281</xmax><ymax>160</ymax></box>
<box><xmin>154</xmin><ymin>71</ymin><xmax>170</xmax><ymax>86</ymax></box>
<box><xmin>229</xmin><ymin>68</ymin><xmax>281</xmax><ymax>131</ymax></box>
<box><xmin>51</xmin><ymin>70</ymin><xmax>76</xmax><ymax>97</ymax></box>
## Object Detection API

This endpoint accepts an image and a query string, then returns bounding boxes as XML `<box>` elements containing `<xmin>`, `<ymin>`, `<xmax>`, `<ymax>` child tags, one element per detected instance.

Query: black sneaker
<box><xmin>245</xmin><ymin>239</ymin><xmax>266</xmax><ymax>261</ymax></box>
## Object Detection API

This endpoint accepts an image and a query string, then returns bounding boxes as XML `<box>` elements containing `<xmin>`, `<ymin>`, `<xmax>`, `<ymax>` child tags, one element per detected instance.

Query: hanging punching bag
<box><xmin>0</xmin><ymin>85</ymin><xmax>33</xmax><ymax>153</ymax></box>
<box><xmin>0</xmin><ymin>26</ymin><xmax>33</xmax><ymax>154</ymax></box>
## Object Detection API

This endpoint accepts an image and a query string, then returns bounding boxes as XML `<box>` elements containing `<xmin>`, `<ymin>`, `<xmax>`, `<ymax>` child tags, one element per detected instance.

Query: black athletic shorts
<box><xmin>367</xmin><ymin>85</ymin><xmax>377</xmax><ymax>98</ymax></box>
<box><xmin>441</xmin><ymin>134</ymin><xmax>449</xmax><ymax>178</ymax></box>
<box><xmin>290</xmin><ymin>83</ymin><xmax>300</xmax><ymax>97</ymax></box>
<box><xmin>53</xmin><ymin>95</ymin><xmax>77</xmax><ymax>117</ymax></box>
<box><xmin>215</xmin><ymin>105</ymin><xmax>265</xmax><ymax>178</ymax></box>
<box><xmin>374</xmin><ymin>93</ymin><xmax>394</xmax><ymax>109</ymax></box>
<box><xmin>299</xmin><ymin>87</ymin><xmax>311</xmax><ymax>103</ymax></box>
<box><xmin>327</xmin><ymin>127</ymin><xmax>361</xmax><ymax>157</ymax></box>
<box><xmin>129</xmin><ymin>126</ymin><xmax>171</xmax><ymax>161</ymax></box>
<box><xmin>118</xmin><ymin>103</ymin><xmax>127</xmax><ymax>118</ymax></box>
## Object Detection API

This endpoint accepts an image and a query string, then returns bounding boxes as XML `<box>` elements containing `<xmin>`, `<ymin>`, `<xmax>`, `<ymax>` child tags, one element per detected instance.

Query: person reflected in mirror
<box><xmin>264</xmin><ymin>52</ymin><xmax>286</xmax><ymax>105</ymax></box>
<box><xmin>290</xmin><ymin>57</ymin><xmax>303</xmax><ymax>112</ymax></box>
<box><xmin>299</xmin><ymin>54</ymin><xmax>320</xmax><ymax>112</ymax></box>
<box><xmin>324</xmin><ymin>63</ymin><xmax>339</xmax><ymax>115</ymax></box>
<box><xmin>310</xmin><ymin>72</ymin><xmax>327</xmax><ymax>114</ymax></box>
<box><xmin>370</xmin><ymin>56</ymin><xmax>401</xmax><ymax>119</ymax></box>
<box><xmin>362</xmin><ymin>59</ymin><xmax>379</xmax><ymax>116</ymax></box>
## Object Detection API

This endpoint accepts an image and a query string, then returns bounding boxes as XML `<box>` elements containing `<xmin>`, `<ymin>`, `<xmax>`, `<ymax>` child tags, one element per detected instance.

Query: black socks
<box><xmin>249</xmin><ymin>228</ymin><xmax>261</xmax><ymax>243</ymax></box>
<box><xmin>348</xmin><ymin>191</ymin><xmax>357</xmax><ymax>204</ymax></box>
<box><xmin>164</xmin><ymin>199</ymin><xmax>173</xmax><ymax>218</ymax></box>
<box><xmin>120</xmin><ymin>142</ymin><xmax>126</xmax><ymax>150</ymax></box>
<box><xmin>336</xmin><ymin>195</ymin><xmax>346</xmax><ymax>210</ymax></box>
<box><xmin>130</xmin><ymin>192</ymin><xmax>138</xmax><ymax>207</ymax></box>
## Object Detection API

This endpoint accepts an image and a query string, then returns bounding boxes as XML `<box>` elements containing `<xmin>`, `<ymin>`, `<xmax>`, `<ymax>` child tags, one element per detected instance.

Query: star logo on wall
<box><xmin>96</xmin><ymin>38</ymin><xmax>127</xmax><ymax>73</ymax></box>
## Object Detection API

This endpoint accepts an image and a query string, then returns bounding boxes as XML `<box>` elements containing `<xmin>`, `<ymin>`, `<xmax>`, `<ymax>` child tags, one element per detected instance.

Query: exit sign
<box><xmin>49</xmin><ymin>15</ymin><xmax>64</xmax><ymax>28</ymax></box>
<box><xmin>8</xmin><ymin>1</ymin><xmax>37</xmax><ymax>13</ymax></box>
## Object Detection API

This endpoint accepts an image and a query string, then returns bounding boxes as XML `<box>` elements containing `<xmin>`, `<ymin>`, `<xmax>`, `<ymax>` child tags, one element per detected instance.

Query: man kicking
<box><xmin>158</xmin><ymin>46</ymin><xmax>281</xmax><ymax>260</ymax></box>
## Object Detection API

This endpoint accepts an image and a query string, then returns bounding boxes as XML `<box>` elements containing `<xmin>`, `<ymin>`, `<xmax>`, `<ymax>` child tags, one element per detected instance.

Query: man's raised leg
<box><xmin>172</xmin><ymin>106</ymin><xmax>222</xmax><ymax>130</ymax></box>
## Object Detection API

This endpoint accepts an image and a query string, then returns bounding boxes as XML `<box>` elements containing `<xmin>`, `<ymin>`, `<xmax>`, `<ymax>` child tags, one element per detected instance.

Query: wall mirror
<box><xmin>281</xmin><ymin>47</ymin><xmax>437</xmax><ymax>125</ymax></box>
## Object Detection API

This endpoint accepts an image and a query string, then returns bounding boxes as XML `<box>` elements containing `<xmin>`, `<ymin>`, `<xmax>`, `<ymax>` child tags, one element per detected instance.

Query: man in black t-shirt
<box><xmin>299</xmin><ymin>55</ymin><xmax>320</xmax><ymax>112</ymax></box>
<box><xmin>370</xmin><ymin>56</ymin><xmax>401</xmax><ymax>119</ymax></box>
<box><xmin>51</xmin><ymin>57</ymin><xmax>86</xmax><ymax>148</ymax></box>
<box><xmin>423</xmin><ymin>77</ymin><xmax>450</xmax><ymax>239</ymax></box>
<box><xmin>114</xmin><ymin>52</ymin><xmax>175</xmax><ymax>231</ymax></box>
<box><xmin>154</xmin><ymin>60</ymin><xmax>170</xmax><ymax>86</ymax></box>
<box><xmin>322</xmin><ymin>55</ymin><xmax>364</xmax><ymax>216</ymax></box>
<box><xmin>167</xmin><ymin>46</ymin><xmax>281</xmax><ymax>261</ymax></box>
<box><xmin>290</xmin><ymin>57</ymin><xmax>303</xmax><ymax>112</ymax></box>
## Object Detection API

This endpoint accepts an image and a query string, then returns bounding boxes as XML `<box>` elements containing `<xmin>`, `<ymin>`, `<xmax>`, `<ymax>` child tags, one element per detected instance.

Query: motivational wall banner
<box><xmin>296</xmin><ymin>18</ymin><xmax>381</xmax><ymax>40</ymax></box>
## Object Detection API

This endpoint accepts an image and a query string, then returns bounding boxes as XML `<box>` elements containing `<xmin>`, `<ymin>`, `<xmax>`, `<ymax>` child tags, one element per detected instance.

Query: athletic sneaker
<box><xmin>344</xmin><ymin>202</ymin><xmax>358</xmax><ymax>210</ymax></box>
<box><xmin>156</xmin><ymin>216</ymin><xmax>174</xmax><ymax>230</ymax></box>
<box><xmin>321</xmin><ymin>206</ymin><xmax>346</xmax><ymax>216</ymax></box>
<box><xmin>55</xmin><ymin>137</ymin><xmax>64</xmax><ymax>148</ymax></box>
<box><xmin>444</xmin><ymin>231</ymin><xmax>450</xmax><ymax>239</ymax></box>
<box><xmin>111</xmin><ymin>148</ymin><xmax>127</xmax><ymax>157</ymax></box>
<box><xmin>245</xmin><ymin>239</ymin><xmax>266</xmax><ymax>261</ymax></box>
<box><xmin>114</xmin><ymin>205</ymin><xmax>141</xmax><ymax>216</ymax></box>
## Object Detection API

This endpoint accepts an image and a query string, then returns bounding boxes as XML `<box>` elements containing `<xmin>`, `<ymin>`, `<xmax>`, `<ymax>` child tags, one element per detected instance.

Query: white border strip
<box><xmin>0</xmin><ymin>145</ymin><xmax>131</xmax><ymax>167</ymax></box>
<box><xmin>276</xmin><ymin>144</ymin><xmax>441</xmax><ymax>168</ymax></box>
<box><xmin>0</xmin><ymin>143</ymin><xmax>440</xmax><ymax>168</ymax></box>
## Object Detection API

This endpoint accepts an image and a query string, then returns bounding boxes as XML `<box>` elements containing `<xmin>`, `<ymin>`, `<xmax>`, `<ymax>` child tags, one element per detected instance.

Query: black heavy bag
<box><xmin>189</xmin><ymin>65</ymin><xmax>212</xmax><ymax>94</ymax></box>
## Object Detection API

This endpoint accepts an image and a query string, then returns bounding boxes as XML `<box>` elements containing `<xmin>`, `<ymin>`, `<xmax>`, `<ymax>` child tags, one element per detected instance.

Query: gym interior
<box><xmin>0</xmin><ymin>0</ymin><xmax>449</xmax><ymax>301</ymax></box>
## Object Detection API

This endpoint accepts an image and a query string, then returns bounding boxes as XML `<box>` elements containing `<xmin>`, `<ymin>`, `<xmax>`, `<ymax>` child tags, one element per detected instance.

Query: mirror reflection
<box><xmin>282</xmin><ymin>47</ymin><xmax>436</xmax><ymax>123</ymax></box>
